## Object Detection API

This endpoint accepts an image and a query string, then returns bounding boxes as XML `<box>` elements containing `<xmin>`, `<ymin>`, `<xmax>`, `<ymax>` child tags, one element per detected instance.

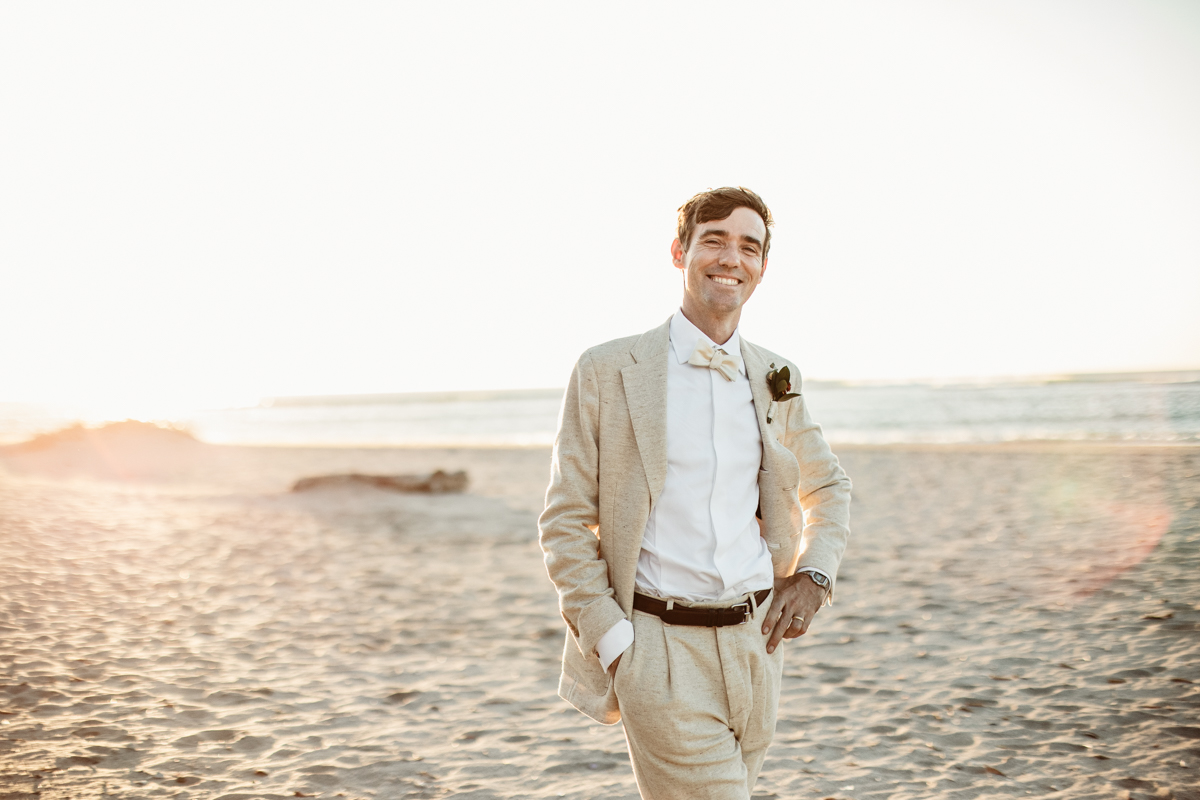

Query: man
<box><xmin>538</xmin><ymin>187</ymin><xmax>851</xmax><ymax>799</ymax></box>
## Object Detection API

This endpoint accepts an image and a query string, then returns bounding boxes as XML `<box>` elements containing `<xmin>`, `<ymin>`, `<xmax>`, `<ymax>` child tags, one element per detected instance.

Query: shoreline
<box><xmin>6</xmin><ymin>437</ymin><xmax>1195</xmax><ymax>451</ymax></box>
<box><xmin>831</xmin><ymin>439</ymin><xmax>1200</xmax><ymax>452</ymax></box>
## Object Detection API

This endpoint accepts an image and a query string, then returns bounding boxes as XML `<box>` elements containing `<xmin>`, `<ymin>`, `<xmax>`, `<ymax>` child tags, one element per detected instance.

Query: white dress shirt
<box><xmin>636</xmin><ymin>311</ymin><xmax>773</xmax><ymax>602</ymax></box>
<box><xmin>596</xmin><ymin>310</ymin><xmax>828</xmax><ymax>670</ymax></box>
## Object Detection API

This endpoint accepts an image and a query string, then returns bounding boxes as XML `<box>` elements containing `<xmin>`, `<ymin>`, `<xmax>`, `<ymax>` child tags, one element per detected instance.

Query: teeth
<box><xmin>711</xmin><ymin>276</ymin><xmax>739</xmax><ymax>286</ymax></box>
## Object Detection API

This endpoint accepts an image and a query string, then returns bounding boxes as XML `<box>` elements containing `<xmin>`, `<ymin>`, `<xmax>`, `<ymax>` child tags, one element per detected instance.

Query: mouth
<box><xmin>708</xmin><ymin>275</ymin><xmax>741</xmax><ymax>287</ymax></box>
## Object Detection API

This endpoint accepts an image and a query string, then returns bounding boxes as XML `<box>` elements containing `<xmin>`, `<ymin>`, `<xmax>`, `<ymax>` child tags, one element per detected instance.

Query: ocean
<box><xmin>4</xmin><ymin>374</ymin><xmax>1196</xmax><ymax>447</ymax></box>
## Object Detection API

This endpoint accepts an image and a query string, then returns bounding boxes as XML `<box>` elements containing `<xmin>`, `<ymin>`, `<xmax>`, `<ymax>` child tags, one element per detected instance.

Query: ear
<box><xmin>670</xmin><ymin>238</ymin><xmax>685</xmax><ymax>270</ymax></box>
<box><xmin>759</xmin><ymin>257</ymin><xmax>768</xmax><ymax>282</ymax></box>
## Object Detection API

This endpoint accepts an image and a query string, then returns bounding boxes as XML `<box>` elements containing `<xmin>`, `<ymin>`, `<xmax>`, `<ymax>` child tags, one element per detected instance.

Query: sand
<box><xmin>0</xmin><ymin>435</ymin><xmax>1197</xmax><ymax>799</ymax></box>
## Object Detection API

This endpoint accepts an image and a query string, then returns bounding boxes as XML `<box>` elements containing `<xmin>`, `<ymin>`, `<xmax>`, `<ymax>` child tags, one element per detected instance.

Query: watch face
<box><xmin>809</xmin><ymin>572</ymin><xmax>830</xmax><ymax>587</ymax></box>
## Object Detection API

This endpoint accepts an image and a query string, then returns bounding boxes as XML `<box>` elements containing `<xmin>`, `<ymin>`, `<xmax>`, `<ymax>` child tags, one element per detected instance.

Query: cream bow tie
<box><xmin>688</xmin><ymin>340</ymin><xmax>742</xmax><ymax>382</ymax></box>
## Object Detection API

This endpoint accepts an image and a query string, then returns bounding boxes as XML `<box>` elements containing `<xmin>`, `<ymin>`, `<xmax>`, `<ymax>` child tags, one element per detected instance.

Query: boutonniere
<box><xmin>765</xmin><ymin>363</ymin><xmax>800</xmax><ymax>423</ymax></box>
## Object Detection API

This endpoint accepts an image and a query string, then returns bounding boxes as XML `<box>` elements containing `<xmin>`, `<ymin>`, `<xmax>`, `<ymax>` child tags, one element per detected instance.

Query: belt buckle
<box><xmin>731</xmin><ymin>601</ymin><xmax>751</xmax><ymax>625</ymax></box>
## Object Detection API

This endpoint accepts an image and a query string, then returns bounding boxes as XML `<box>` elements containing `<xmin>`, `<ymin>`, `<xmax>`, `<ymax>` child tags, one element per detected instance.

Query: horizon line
<box><xmin>253</xmin><ymin>367</ymin><xmax>1200</xmax><ymax>408</ymax></box>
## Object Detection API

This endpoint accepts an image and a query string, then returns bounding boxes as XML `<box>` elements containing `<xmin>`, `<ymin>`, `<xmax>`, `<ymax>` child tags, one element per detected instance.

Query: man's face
<box><xmin>672</xmin><ymin>206</ymin><xmax>769</xmax><ymax>319</ymax></box>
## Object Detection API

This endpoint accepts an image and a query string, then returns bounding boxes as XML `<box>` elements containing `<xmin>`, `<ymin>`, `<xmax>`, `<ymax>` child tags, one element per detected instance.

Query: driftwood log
<box><xmin>291</xmin><ymin>469</ymin><xmax>468</xmax><ymax>494</ymax></box>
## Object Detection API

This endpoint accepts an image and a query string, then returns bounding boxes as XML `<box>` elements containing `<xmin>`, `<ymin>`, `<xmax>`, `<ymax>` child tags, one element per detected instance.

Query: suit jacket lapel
<box><xmin>740</xmin><ymin>337</ymin><xmax>775</xmax><ymax>452</ymax></box>
<box><xmin>622</xmin><ymin>317</ymin><xmax>671</xmax><ymax>507</ymax></box>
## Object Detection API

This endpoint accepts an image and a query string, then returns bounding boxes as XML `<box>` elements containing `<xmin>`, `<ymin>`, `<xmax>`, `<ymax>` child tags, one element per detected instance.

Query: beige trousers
<box><xmin>614</xmin><ymin>592</ymin><xmax>783</xmax><ymax>800</ymax></box>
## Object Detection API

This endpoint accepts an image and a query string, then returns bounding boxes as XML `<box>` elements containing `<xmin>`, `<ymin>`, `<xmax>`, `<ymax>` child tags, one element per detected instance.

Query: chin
<box><xmin>704</xmin><ymin>289</ymin><xmax>745</xmax><ymax>308</ymax></box>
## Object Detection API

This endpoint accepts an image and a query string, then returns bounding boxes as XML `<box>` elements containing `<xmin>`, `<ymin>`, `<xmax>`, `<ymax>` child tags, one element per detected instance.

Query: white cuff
<box><xmin>795</xmin><ymin>566</ymin><xmax>834</xmax><ymax>607</ymax></box>
<box><xmin>595</xmin><ymin>618</ymin><xmax>634</xmax><ymax>672</ymax></box>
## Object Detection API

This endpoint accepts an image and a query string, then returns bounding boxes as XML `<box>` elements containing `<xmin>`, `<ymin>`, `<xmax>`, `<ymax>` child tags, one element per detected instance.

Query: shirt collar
<box><xmin>669</xmin><ymin>309</ymin><xmax>745</xmax><ymax>374</ymax></box>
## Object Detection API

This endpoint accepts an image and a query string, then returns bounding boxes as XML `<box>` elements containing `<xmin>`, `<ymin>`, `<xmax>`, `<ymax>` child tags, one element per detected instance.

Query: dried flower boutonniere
<box><xmin>765</xmin><ymin>363</ymin><xmax>800</xmax><ymax>423</ymax></box>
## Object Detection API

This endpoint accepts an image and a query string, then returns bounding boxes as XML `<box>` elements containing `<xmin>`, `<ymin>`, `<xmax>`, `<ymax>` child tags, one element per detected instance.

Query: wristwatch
<box><xmin>804</xmin><ymin>571</ymin><xmax>831</xmax><ymax>591</ymax></box>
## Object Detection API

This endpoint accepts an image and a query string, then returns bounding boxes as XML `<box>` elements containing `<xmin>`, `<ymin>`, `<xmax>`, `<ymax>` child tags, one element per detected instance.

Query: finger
<box><xmin>766</xmin><ymin>608</ymin><xmax>792</xmax><ymax>653</ymax></box>
<box><xmin>782</xmin><ymin>616</ymin><xmax>805</xmax><ymax>640</ymax></box>
<box><xmin>762</xmin><ymin>596</ymin><xmax>786</xmax><ymax>635</ymax></box>
<box><xmin>785</xmin><ymin>602</ymin><xmax>818</xmax><ymax>638</ymax></box>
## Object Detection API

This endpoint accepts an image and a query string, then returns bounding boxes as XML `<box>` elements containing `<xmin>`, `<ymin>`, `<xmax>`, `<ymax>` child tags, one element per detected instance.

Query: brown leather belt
<box><xmin>632</xmin><ymin>589</ymin><xmax>771</xmax><ymax>627</ymax></box>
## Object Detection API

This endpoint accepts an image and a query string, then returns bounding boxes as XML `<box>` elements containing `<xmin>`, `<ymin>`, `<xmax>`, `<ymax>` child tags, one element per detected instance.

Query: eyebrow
<box><xmin>698</xmin><ymin>227</ymin><xmax>763</xmax><ymax>250</ymax></box>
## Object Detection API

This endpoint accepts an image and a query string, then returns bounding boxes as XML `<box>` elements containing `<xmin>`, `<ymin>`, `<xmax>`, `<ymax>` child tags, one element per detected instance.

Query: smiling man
<box><xmin>539</xmin><ymin>187</ymin><xmax>852</xmax><ymax>800</ymax></box>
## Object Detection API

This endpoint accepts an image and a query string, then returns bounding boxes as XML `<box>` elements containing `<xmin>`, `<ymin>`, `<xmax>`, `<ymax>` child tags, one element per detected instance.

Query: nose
<box><xmin>717</xmin><ymin>242</ymin><xmax>742</xmax><ymax>267</ymax></box>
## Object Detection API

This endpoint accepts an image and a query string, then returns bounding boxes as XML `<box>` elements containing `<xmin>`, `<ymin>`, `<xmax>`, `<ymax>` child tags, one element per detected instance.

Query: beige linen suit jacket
<box><xmin>538</xmin><ymin>317</ymin><xmax>852</xmax><ymax>725</ymax></box>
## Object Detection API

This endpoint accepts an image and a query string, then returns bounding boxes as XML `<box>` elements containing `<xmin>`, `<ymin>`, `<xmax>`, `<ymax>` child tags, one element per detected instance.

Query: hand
<box><xmin>762</xmin><ymin>573</ymin><xmax>826</xmax><ymax>654</ymax></box>
<box><xmin>608</xmin><ymin>653</ymin><xmax>622</xmax><ymax>676</ymax></box>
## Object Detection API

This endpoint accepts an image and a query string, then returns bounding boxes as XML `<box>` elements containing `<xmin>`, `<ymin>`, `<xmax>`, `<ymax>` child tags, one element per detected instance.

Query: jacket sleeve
<box><xmin>782</xmin><ymin>380</ymin><xmax>852</xmax><ymax>598</ymax></box>
<box><xmin>538</xmin><ymin>352</ymin><xmax>627</xmax><ymax>661</ymax></box>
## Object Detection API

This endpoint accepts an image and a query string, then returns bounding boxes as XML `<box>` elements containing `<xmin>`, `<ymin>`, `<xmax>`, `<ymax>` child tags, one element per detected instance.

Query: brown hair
<box><xmin>676</xmin><ymin>186</ymin><xmax>774</xmax><ymax>258</ymax></box>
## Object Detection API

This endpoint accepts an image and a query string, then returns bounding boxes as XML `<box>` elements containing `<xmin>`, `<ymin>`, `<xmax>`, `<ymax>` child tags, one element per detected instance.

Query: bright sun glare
<box><xmin>1</xmin><ymin>2</ymin><xmax>1198</xmax><ymax>423</ymax></box>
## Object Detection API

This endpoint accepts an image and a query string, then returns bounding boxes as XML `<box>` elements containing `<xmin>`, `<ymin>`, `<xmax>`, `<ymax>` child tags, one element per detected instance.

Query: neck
<box><xmin>679</xmin><ymin>302</ymin><xmax>740</xmax><ymax>346</ymax></box>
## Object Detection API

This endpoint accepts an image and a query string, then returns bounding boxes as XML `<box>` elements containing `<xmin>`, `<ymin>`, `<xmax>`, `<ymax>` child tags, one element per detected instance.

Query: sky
<box><xmin>1</xmin><ymin>1</ymin><xmax>1198</xmax><ymax>418</ymax></box>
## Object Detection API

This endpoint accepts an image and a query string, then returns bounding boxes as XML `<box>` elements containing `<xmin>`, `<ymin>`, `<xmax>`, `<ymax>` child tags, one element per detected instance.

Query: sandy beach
<box><xmin>1</xmin><ymin>434</ymin><xmax>1197</xmax><ymax>799</ymax></box>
